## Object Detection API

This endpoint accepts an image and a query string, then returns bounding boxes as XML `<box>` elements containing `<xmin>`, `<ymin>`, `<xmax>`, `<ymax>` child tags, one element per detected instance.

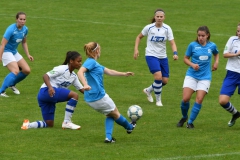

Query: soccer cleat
<box><xmin>0</xmin><ymin>92</ymin><xmax>9</xmax><ymax>97</ymax></box>
<box><xmin>177</xmin><ymin>117</ymin><xmax>188</xmax><ymax>127</ymax></box>
<box><xmin>143</xmin><ymin>88</ymin><xmax>153</xmax><ymax>102</ymax></box>
<box><xmin>156</xmin><ymin>100</ymin><xmax>163</xmax><ymax>107</ymax></box>
<box><xmin>228</xmin><ymin>112</ymin><xmax>240</xmax><ymax>127</ymax></box>
<box><xmin>21</xmin><ymin>119</ymin><xmax>30</xmax><ymax>130</ymax></box>
<box><xmin>9</xmin><ymin>86</ymin><xmax>20</xmax><ymax>94</ymax></box>
<box><xmin>104</xmin><ymin>137</ymin><xmax>116</xmax><ymax>143</ymax></box>
<box><xmin>62</xmin><ymin>122</ymin><xmax>81</xmax><ymax>130</ymax></box>
<box><xmin>127</xmin><ymin>120</ymin><xmax>137</xmax><ymax>134</ymax></box>
<box><xmin>186</xmin><ymin>122</ymin><xmax>194</xmax><ymax>129</ymax></box>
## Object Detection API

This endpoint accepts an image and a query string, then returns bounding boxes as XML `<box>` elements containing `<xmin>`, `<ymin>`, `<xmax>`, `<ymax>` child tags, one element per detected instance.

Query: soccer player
<box><xmin>133</xmin><ymin>8</ymin><xmax>178</xmax><ymax>107</ymax></box>
<box><xmin>0</xmin><ymin>12</ymin><xmax>34</xmax><ymax>97</ymax></box>
<box><xmin>219</xmin><ymin>23</ymin><xmax>240</xmax><ymax>127</ymax></box>
<box><xmin>176</xmin><ymin>26</ymin><xmax>219</xmax><ymax>129</ymax></box>
<box><xmin>21</xmin><ymin>51</ymin><xmax>84</xmax><ymax>130</ymax></box>
<box><xmin>78</xmin><ymin>42</ymin><xmax>136</xmax><ymax>143</ymax></box>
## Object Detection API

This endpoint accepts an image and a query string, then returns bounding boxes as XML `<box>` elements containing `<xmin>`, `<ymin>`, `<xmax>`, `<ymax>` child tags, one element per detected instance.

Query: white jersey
<box><xmin>141</xmin><ymin>22</ymin><xmax>174</xmax><ymax>59</ymax></box>
<box><xmin>224</xmin><ymin>36</ymin><xmax>240</xmax><ymax>73</ymax></box>
<box><xmin>40</xmin><ymin>65</ymin><xmax>83</xmax><ymax>90</ymax></box>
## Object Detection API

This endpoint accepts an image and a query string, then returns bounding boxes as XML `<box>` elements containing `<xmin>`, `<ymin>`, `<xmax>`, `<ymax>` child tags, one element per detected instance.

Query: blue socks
<box><xmin>188</xmin><ymin>102</ymin><xmax>202</xmax><ymax>124</ymax></box>
<box><xmin>181</xmin><ymin>101</ymin><xmax>190</xmax><ymax>119</ymax></box>
<box><xmin>115</xmin><ymin>115</ymin><xmax>132</xmax><ymax>130</ymax></box>
<box><xmin>105</xmin><ymin>117</ymin><xmax>114</xmax><ymax>140</ymax></box>
<box><xmin>12</xmin><ymin>71</ymin><xmax>27</xmax><ymax>86</ymax></box>
<box><xmin>105</xmin><ymin>115</ymin><xmax>132</xmax><ymax>140</ymax></box>
<box><xmin>0</xmin><ymin>72</ymin><xmax>17</xmax><ymax>93</ymax></box>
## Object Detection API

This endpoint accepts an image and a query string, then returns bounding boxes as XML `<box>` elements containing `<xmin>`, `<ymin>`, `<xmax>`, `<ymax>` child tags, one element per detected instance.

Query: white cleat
<box><xmin>62</xmin><ymin>122</ymin><xmax>81</xmax><ymax>130</ymax></box>
<box><xmin>9</xmin><ymin>86</ymin><xmax>20</xmax><ymax>94</ymax></box>
<box><xmin>156</xmin><ymin>101</ymin><xmax>163</xmax><ymax>107</ymax></box>
<box><xmin>143</xmin><ymin>88</ymin><xmax>153</xmax><ymax>102</ymax></box>
<box><xmin>0</xmin><ymin>92</ymin><xmax>9</xmax><ymax>97</ymax></box>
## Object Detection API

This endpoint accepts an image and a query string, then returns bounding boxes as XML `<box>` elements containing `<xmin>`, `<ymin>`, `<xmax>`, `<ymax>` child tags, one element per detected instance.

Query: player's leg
<box><xmin>177</xmin><ymin>76</ymin><xmax>195</xmax><ymax>127</ymax></box>
<box><xmin>10</xmin><ymin>53</ymin><xmax>30</xmax><ymax>94</ymax></box>
<box><xmin>55</xmin><ymin>88</ymin><xmax>80</xmax><ymax>130</ymax></box>
<box><xmin>0</xmin><ymin>52</ymin><xmax>19</xmax><ymax>96</ymax></box>
<box><xmin>104</xmin><ymin>116</ymin><xmax>115</xmax><ymax>143</ymax></box>
<box><xmin>21</xmin><ymin>88</ymin><xmax>55</xmax><ymax>130</ymax></box>
<box><xmin>219</xmin><ymin>71</ymin><xmax>240</xmax><ymax>127</ymax></box>
<box><xmin>21</xmin><ymin>105</ymin><xmax>52</xmax><ymax>130</ymax></box>
<box><xmin>187</xmin><ymin>80</ymin><xmax>209</xmax><ymax>129</ymax></box>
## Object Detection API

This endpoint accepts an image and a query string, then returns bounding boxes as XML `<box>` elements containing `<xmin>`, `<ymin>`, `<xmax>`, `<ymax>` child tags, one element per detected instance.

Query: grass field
<box><xmin>1</xmin><ymin>0</ymin><xmax>240</xmax><ymax>160</ymax></box>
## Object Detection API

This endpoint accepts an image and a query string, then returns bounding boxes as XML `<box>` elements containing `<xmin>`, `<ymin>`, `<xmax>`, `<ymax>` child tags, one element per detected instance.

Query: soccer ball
<box><xmin>127</xmin><ymin>105</ymin><xmax>143</xmax><ymax>121</ymax></box>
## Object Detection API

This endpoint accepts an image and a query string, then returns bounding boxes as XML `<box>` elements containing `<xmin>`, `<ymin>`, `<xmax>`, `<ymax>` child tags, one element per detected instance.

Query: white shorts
<box><xmin>87</xmin><ymin>94</ymin><xmax>116</xmax><ymax>115</ymax></box>
<box><xmin>2</xmin><ymin>52</ymin><xmax>23</xmax><ymax>66</ymax></box>
<box><xmin>183</xmin><ymin>76</ymin><xmax>211</xmax><ymax>93</ymax></box>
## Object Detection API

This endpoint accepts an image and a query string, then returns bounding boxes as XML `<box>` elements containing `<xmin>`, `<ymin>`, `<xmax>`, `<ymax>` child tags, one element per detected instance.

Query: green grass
<box><xmin>1</xmin><ymin>0</ymin><xmax>240</xmax><ymax>160</ymax></box>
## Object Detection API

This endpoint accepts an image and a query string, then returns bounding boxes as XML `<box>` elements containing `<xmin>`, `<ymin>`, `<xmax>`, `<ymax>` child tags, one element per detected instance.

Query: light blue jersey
<box><xmin>185</xmin><ymin>41</ymin><xmax>219</xmax><ymax>80</ymax></box>
<box><xmin>3</xmin><ymin>23</ymin><xmax>28</xmax><ymax>55</ymax></box>
<box><xmin>83</xmin><ymin>58</ymin><xmax>105</xmax><ymax>102</ymax></box>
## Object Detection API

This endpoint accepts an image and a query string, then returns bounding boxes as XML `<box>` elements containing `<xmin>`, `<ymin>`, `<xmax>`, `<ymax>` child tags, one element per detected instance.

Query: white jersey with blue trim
<box><xmin>141</xmin><ymin>22</ymin><xmax>174</xmax><ymax>59</ymax></box>
<box><xmin>224</xmin><ymin>36</ymin><xmax>240</xmax><ymax>73</ymax></box>
<box><xmin>40</xmin><ymin>65</ymin><xmax>83</xmax><ymax>90</ymax></box>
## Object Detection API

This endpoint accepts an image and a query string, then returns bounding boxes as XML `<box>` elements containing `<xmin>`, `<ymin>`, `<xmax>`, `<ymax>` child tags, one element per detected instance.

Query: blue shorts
<box><xmin>37</xmin><ymin>87</ymin><xmax>71</xmax><ymax>121</ymax></box>
<box><xmin>145</xmin><ymin>56</ymin><xmax>169</xmax><ymax>77</ymax></box>
<box><xmin>220</xmin><ymin>70</ymin><xmax>240</xmax><ymax>96</ymax></box>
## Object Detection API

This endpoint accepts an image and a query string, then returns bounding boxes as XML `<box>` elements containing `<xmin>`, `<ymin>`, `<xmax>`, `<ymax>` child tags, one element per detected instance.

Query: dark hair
<box><xmin>195</xmin><ymin>26</ymin><xmax>211</xmax><ymax>42</ymax></box>
<box><xmin>62</xmin><ymin>51</ymin><xmax>81</xmax><ymax>65</ymax></box>
<box><xmin>151</xmin><ymin>8</ymin><xmax>165</xmax><ymax>23</ymax></box>
<box><xmin>16</xmin><ymin>12</ymin><xmax>26</xmax><ymax>19</ymax></box>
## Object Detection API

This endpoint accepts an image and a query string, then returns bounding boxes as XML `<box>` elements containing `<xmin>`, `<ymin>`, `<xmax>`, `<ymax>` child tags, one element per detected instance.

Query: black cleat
<box><xmin>186</xmin><ymin>123</ymin><xmax>194</xmax><ymax>129</ymax></box>
<box><xmin>104</xmin><ymin>137</ymin><xmax>116</xmax><ymax>143</ymax></box>
<box><xmin>228</xmin><ymin>112</ymin><xmax>240</xmax><ymax>127</ymax></box>
<box><xmin>177</xmin><ymin>117</ymin><xmax>188</xmax><ymax>127</ymax></box>
<box><xmin>127</xmin><ymin>120</ymin><xmax>137</xmax><ymax>134</ymax></box>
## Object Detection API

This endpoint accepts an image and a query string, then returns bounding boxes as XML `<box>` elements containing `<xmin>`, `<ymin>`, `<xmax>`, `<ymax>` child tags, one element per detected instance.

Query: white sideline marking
<box><xmin>0</xmin><ymin>13</ymin><xmax>231</xmax><ymax>37</ymax></box>
<box><xmin>151</xmin><ymin>152</ymin><xmax>240</xmax><ymax>160</ymax></box>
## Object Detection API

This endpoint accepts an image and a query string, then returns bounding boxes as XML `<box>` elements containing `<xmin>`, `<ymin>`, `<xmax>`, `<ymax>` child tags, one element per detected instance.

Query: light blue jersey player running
<box><xmin>134</xmin><ymin>8</ymin><xmax>178</xmax><ymax>107</ymax></box>
<box><xmin>21</xmin><ymin>51</ymin><xmax>84</xmax><ymax>130</ymax></box>
<box><xmin>219</xmin><ymin>23</ymin><xmax>240</xmax><ymax>127</ymax></box>
<box><xmin>177</xmin><ymin>26</ymin><xmax>219</xmax><ymax>129</ymax></box>
<box><xmin>0</xmin><ymin>12</ymin><xmax>34</xmax><ymax>97</ymax></box>
<box><xmin>78</xmin><ymin>42</ymin><xmax>136</xmax><ymax>143</ymax></box>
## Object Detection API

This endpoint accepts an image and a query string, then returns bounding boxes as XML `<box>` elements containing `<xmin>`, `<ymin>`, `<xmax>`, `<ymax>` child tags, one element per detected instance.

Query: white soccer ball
<box><xmin>127</xmin><ymin>105</ymin><xmax>143</xmax><ymax>121</ymax></box>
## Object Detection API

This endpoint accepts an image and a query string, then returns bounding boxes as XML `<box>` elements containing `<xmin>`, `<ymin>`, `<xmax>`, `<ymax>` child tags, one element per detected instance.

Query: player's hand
<box><xmin>28</xmin><ymin>55</ymin><xmax>34</xmax><ymax>61</ymax></box>
<box><xmin>83</xmin><ymin>84</ymin><xmax>91</xmax><ymax>90</ymax></box>
<box><xmin>125</xmin><ymin>72</ymin><xmax>134</xmax><ymax>76</ymax></box>
<box><xmin>173</xmin><ymin>55</ymin><xmax>178</xmax><ymax>60</ymax></box>
<box><xmin>48</xmin><ymin>87</ymin><xmax>55</xmax><ymax>97</ymax></box>
<box><xmin>133</xmin><ymin>50</ymin><xmax>139</xmax><ymax>60</ymax></box>
<box><xmin>192</xmin><ymin>64</ymin><xmax>199</xmax><ymax>70</ymax></box>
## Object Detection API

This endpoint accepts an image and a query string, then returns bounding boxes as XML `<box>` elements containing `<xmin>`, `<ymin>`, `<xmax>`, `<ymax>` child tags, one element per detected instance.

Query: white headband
<box><xmin>92</xmin><ymin>43</ymin><xmax>98</xmax><ymax>51</ymax></box>
<box><xmin>155</xmin><ymin>11</ymin><xmax>165</xmax><ymax>15</ymax></box>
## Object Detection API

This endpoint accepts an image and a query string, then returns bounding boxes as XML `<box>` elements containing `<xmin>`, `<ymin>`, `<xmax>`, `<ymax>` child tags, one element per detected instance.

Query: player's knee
<box><xmin>219</xmin><ymin>98</ymin><xmax>227</xmax><ymax>106</ymax></box>
<box><xmin>22</xmin><ymin>68</ymin><xmax>31</xmax><ymax>75</ymax></box>
<box><xmin>69</xmin><ymin>91</ymin><xmax>79</xmax><ymax>100</ymax></box>
<box><xmin>45</xmin><ymin>120</ymin><xmax>54</xmax><ymax>127</ymax></box>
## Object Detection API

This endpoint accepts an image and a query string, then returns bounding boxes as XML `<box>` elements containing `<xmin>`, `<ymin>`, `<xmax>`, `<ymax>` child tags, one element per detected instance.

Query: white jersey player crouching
<box><xmin>21</xmin><ymin>51</ymin><xmax>84</xmax><ymax>130</ymax></box>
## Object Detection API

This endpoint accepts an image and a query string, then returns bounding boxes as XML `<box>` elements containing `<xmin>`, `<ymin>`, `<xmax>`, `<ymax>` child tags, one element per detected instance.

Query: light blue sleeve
<box><xmin>185</xmin><ymin>42</ymin><xmax>193</xmax><ymax>57</ymax></box>
<box><xmin>3</xmin><ymin>25</ymin><xmax>14</xmax><ymax>41</ymax></box>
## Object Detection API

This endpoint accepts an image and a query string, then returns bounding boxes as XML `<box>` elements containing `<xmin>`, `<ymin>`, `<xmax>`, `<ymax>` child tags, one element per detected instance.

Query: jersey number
<box><xmin>150</xmin><ymin>36</ymin><xmax>165</xmax><ymax>42</ymax></box>
<box><xmin>61</xmin><ymin>81</ymin><xmax>71</xmax><ymax>87</ymax></box>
